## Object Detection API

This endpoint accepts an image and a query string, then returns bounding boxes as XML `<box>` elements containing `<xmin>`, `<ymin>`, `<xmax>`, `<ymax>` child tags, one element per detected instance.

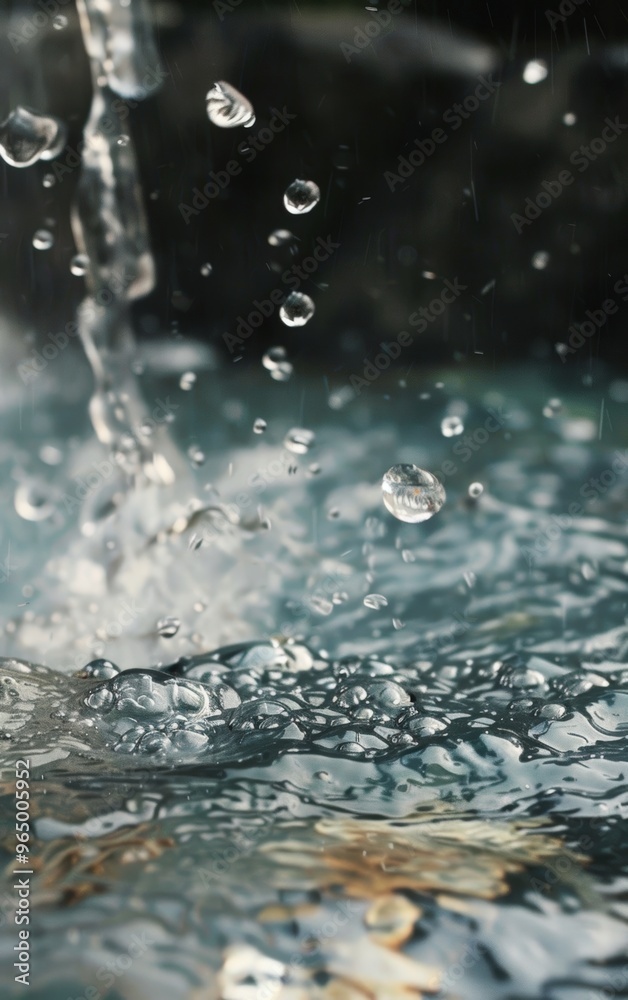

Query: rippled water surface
<box><xmin>1</xmin><ymin>365</ymin><xmax>628</xmax><ymax>998</ymax></box>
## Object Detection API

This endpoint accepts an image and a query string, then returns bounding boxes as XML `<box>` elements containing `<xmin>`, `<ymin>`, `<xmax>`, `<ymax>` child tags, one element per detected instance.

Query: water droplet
<box><xmin>262</xmin><ymin>346</ymin><xmax>293</xmax><ymax>382</ymax></box>
<box><xmin>42</xmin><ymin>172</ymin><xmax>55</xmax><ymax>188</ymax></box>
<box><xmin>468</xmin><ymin>482</ymin><xmax>484</xmax><ymax>499</ymax></box>
<box><xmin>0</xmin><ymin>106</ymin><xmax>66</xmax><ymax>168</ymax></box>
<box><xmin>268</xmin><ymin>228</ymin><xmax>295</xmax><ymax>247</ymax></box>
<box><xmin>523</xmin><ymin>59</ymin><xmax>548</xmax><ymax>84</ymax></box>
<box><xmin>531</xmin><ymin>251</ymin><xmax>550</xmax><ymax>270</ymax></box>
<box><xmin>187</xmin><ymin>445</ymin><xmax>206</xmax><ymax>467</ymax></box>
<box><xmin>364</xmin><ymin>594</ymin><xmax>388</xmax><ymax>610</ymax></box>
<box><xmin>563</xmin><ymin>112</ymin><xmax>577</xmax><ymax>126</ymax></box>
<box><xmin>279</xmin><ymin>291</ymin><xmax>315</xmax><ymax>328</ymax></box>
<box><xmin>253</xmin><ymin>418</ymin><xmax>267</xmax><ymax>434</ymax></box>
<box><xmin>206</xmin><ymin>81</ymin><xmax>255</xmax><ymax>128</ymax></box>
<box><xmin>284</xmin><ymin>428</ymin><xmax>315</xmax><ymax>455</ymax></box>
<box><xmin>14</xmin><ymin>481</ymin><xmax>54</xmax><ymax>522</ymax></box>
<box><xmin>32</xmin><ymin>229</ymin><xmax>54</xmax><ymax>250</ymax></box>
<box><xmin>441</xmin><ymin>415</ymin><xmax>464</xmax><ymax>438</ymax></box>
<box><xmin>70</xmin><ymin>253</ymin><xmax>89</xmax><ymax>277</ymax></box>
<box><xmin>157</xmin><ymin>616</ymin><xmax>181</xmax><ymax>638</ymax></box>
<box><xmin>382</xmin><ymin>465</ymin><xmax>446</xmax><ymax>524</ymax></box>
<box><xmin>543</xmin><ymin>397</ymin><xmax>562</xmax><ymax>417</ymax></box>
<box><xmin>53</xmin><ymin>14</ymin><xmax>68</xmax><ymax>29</ymax></box>
<box><xmin>180</xmin><ymin>371</ymin><xmax>196</xmax><ymax>391</ymax></box>
<box><xmin>117</xmin><ymin>135</ymin><xmax>130</xmax><ymax>147</ymax></box>
<box><xmin>392</xmin><ymin>618</ymin><xmax>406</xmax><ymax>630</ymax></box>
<box><xmin>200</xmin><ymin>262</ymin><xmax>213</xmax><ymax>276</ymax></box>
<box><xmin>283</xmin><ymin>179</ymin><xmax>320</xmax><ymax>215</ymax></box>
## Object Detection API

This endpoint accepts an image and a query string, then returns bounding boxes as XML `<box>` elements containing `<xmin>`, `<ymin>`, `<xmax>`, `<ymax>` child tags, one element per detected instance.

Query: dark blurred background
<box><xmin>1</xmin><ymin>0</ymin><xmax>628</xmax><ymax>379</ymax></box>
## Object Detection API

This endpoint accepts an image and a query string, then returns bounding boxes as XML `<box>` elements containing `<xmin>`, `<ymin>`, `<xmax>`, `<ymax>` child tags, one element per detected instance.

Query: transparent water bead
<box><xmin>53</xmin><ymin>14</ymin><xmax>68</xmax><ymax>29</ymax></box>
<box><xmin>180</xmin><ymin>371</ymin><xmax>196</xmax><ymax>391</ymax></box>
<box><xmin>70</xmin><ymin>253</ymin><xmax>89</xmax><ymax>277</ymax></box>
<box><xmin>200</xmin><ymin>262</ymin><xmax>213</xmax><ymax>276</ymax></box>
<box><xmin>206</xmin><ymin>81</ymin><xmax>255</xmax><ymax>128</ymax></box>
<box><xmin>157</xmin><ymin>616</ymin><xmax>181</xmax><ymax>638</ymax></box>
<box><xmin>283</xmin><ymin>179</ymin><xmax>320</xmax><ymax>214</ymax></box>
<box><xmin>0</xmin><ymin>106</ymin><xmax>66</xmax><ymax>168</ymax></box>
<box><xmin>279</xmin><ymin>291</ymin><xmax>315</xmax><ymax>328</ymax></box>
<box><xmin>268</xmin><ymin>228</ymin><xmax>295</xmax><ymax>247</ymax></box>
<box><xmin>441</xmin><ymin>415</ymin><xmax>464</xmax><ymax>438</ymax></box>
<box><xmin>32</xmin><ymin>229</ymin><xmax>54</xmax><ymax>251</ymax></box>
<box><xmin>253</xmin><ymin>418</ymin><xmax>267</xmax><ymax>434</ymax></box>
<box><xmin>468</xmin><ymin>482</ymin><xmax>484</xmax><ymax>498</ymax></box>
<box><xmin>262</xmin><ymin>346</ymin><xmax>293</xmax><ymax>382</ymax></box>
<box><xmin>284</xmin><ymin>428</ymin><xmax>315</xmax><ymax>454</ymax></box>
<box><xmin>382</xmin><ymin>465</ymin><xmax>446</xmax><ymax>524</ymax></box>
<box><xmin>364</xmin><ymin>594</ymin><xmax>388</xmax><ymax>610</ymax></box>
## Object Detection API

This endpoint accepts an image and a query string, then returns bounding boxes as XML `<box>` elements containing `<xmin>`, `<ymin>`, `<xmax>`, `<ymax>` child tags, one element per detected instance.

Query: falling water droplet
<box><xmin>206</xmin><ymin>81</ymin><xmax>255</xmax><ymax>128</ymax></box>
<box><xmin>262</xmin><ymin>346</ymin><xmax>293</xmax><ymax>382</ymax></box>
<box><xmin>42</xmin><ymin>172</ymin><xmax>55</xmax><ymax>188</ymax></box>
<box><xmin>531</xmin><ymin>251</ymin><xmax>550</xmax><ymax>270</ymax></box>
<box><xmin>523</xmin><ymin>59</ymin><xmax>548</xmax><ymax>84</ymax></box>
<box><xmin>364</xmin><ymin>594</ymin><xmax>388</xmax><ymax>610</ymax></box>
<box><xmin>563</xmin><ymin>112</ymin><xmax>577</xmax><ymax>126</ymax></box>
<box><xmin>32</xmin><ymin>229</ymin><xmax>54</xmax><ymax>250</ymax></box>
<box><xmin>180</xmin><ymin>372</ymin><xmax>196</xmax><ymax>391</ymax></box>
<box><xmin>14</xmin><ymin>482</ymin><xmax>55</xmax><ymax>522</ymax></box>
<box><xmin>200</xmin><ymin>262</ymin><xmax>213</xmax><ymax>276</ymax></box>
<box><xmin>53</xmin><ymin>14</ymin><xmax>68</xmax><ymax>29</ymax></box>
<box><xmin>157</xmin><ymin>616</ymin><xmax>181</xmax><ymax>638</ymax></box>
<box><xmin>253</xmin><ymin>418</ymin><xmax>267</xmax><ymax>434</ymax></box>
<box><xmin>0</xmin><ymin>106</ymin><xmax>66</xmax><ymax>168</ymax></box>
<box><xmin>268</xmin><ymin>229</ymin><xmax>295</xmax><ymax>247</ymax></box>
<box><xmin>279</xmin><ymin>291</ymin><xmax>315</xmax><ymax>328</ymax></box>
<box><xmin>468</xmin><ymin>482</ymin><xmax>484</xmax><ymax>499</ymax></box>
<box><xmin>441</xmin><ymin>415</ymin><xmax>464</xmax><ymax>438</ymax></box>
<box><xmin>382</xmin><ymin>465</ymin><xmax>446</xmax><ymax>524</ymax></box>
<box><xmin>284</xmin><ymin>428</ymin><xmax>315</xmax><ymax>455</ymax></box>
<box><xmin>543</xmin><ymin>397</ymin><xmax>562</xmax><ymax>417</ymax></box>
<box><xmin>283</xmin><ymin>179</ymin><xmax>320</xmax><ymax>215</ymax></box>
<box><xmin>70</xmin><ymin>253</ymin><xmax>89</xmax><ymax>277</ymax></box>
<box><xmin>187</xmin><ymin>445</ymin><xmax>206</xmax><ymax>467</ymax></box>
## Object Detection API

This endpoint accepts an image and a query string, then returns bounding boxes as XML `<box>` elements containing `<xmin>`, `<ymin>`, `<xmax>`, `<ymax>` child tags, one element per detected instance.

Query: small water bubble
<box><xmin>70</xmin><ymin>253</ymin><xmax>89</xmax><ymax>277</ymax></box>
<box><xmin>32</xmin><ymin>229</ymin><xmax>54</xmax><ymax>250</ymax></box>
<box><xmin>468</xmin><ymin>482</ymin><xmax>484</xmax><ymax>499</ymax></box>
<box><xmin>200</xmin><ymin>262</ymin><xmax>213</xmax><ymax>277</ymax></box>
<box><xmin>284</xmin><ymin>428</ymin><xmax>315</xmax><ymax>455</ymax></box>
<box><xmin>364</xmin><ymin>594</ymin><xmax>388</xmax><ymax>610</ymax></box>
<box><xmin>180</xmin><ymin>371</ymin><xmax>196</xmax><ymax>391</ymax></box>
<box><xmin>262</xmin><ymin>346</ymin><xmax>293</xmax><ymax>381</ymax></box>
<box><xmin>42</xmin><ymin>172</ymin><xmax>55</xmax><ymax>188</ymax></box>
<box><xmin>53</xmin><ymin>14</ymin><xmax>68</xmax><ymax>29</ymax></box>
<box><xmin>253</xmin><ymin>418</ymin><xmax>267</xmax><ymax>434</ymax></box>
<box><xmin>283</xmin><ymin>179</ymin><xmax>320</xmax><ymax>215</ymax></box>
<box><xmin>382</xmin><ymin>465</ymin><xmax>446</xmax><ymax>524</ymax></box>
<box><xmin>157</xmin><ymin>616</ymin><xmax>181</xmax><ymax>638</ymax></box>
<box><xmin>531</xmin><ymin>251</ymin><xmax>550</xmax><ymax>270</ymax></box>
<box><xmin>206</xmin><ymin>81</ymin><xmax>255</xmax><ymax>128</ymax></box>
<box><xmin>279</xmin><ymin>291</ymin><xmax>315</xmax><ymax>328</ymax></box>
<box><xmin>543</xmin><ymin>397</ymin><xmax>562</xmax><ymax>417</ymax></box>
<box><xmin>0</xmin><ymin>106</ymin><xmax>66</xmax><ymax>168</ymax></box>
<box><xmin>268</xmin><ymin>229</ymin><xmax>295</xmax><ymax>247</ymax></box>
<box><xmin>523</xmin><ymin>59</ymin><xmax>548</xmax><ymax>84</ymax></box>
<box><xmin>187</xmin><ymin>445</ymin><xmax>206</xmax><ymax>467</ymax></box>
<box><xmin>563</xmin><ymin>112</ymin><xmax>577</xmax><ymax>126</ymax></box>
<box><xmin>441</xmin><ymin>415</ymin><xmax>464</xmax><ymax>438</ymax></box>
<box><xmin>14</xmin><ymin>481</ymin><xmax>54</xmax><ymax>522</ymax></box>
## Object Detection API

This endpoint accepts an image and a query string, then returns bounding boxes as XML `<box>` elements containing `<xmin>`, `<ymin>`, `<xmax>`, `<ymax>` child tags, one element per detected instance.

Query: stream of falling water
<box><xmin>1</xmin><ymin>2</ymin><xmax>628</xmax><ymax>998</ymax></box>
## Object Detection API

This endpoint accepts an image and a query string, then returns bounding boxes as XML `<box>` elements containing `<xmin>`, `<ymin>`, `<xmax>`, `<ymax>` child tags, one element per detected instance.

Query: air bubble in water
<box><xmin>468</xmin><ymin>482</ymin><xmax>484</xmax><ymax>498</ymax></box>
<box><xmin>279</xmin><ymin>291</ymin><xmax>315</xmax><ymax>328</ymax></box>
<box><xmin>364</xmin><ymin>594</ymin><xmax>388</xmax><ymax>610</ymax></box>
<box><xmin>0</xmin><ymin>107</ymin><xmax>66</xmax><ymax>168</ymax></box>
<box><xmin>157</xmin><ymin>616</ymin><xmax>181</xmax><ymax>638</ymax></box>
<box><xmin>200</xmin><ymin>263</ymin><xmax>213</xmax><ymax>276</ymax></box>
<box><xmin>284</xmin><ymin>428</ymin><xmax>315</xmax><ymax>454</ymax></box>
<box><xmin>382</xmin><ymin>465</ymin><xmax>446</xmax><ymax>523</ymax></box>
<box><xmin>253</xmin><ymin>418</ymin><xmax>267</xmax><ymax>434</ymax></box>
<box><xmin>180</xmin><ymin>372</ymin><xmax>196</xmax><ymax>391</ymax></box>
<box><xmin>268</xmin><ymin>229</ymin><xmax>295</xmax><ymax>247</ymax></box>
<box><xmin>70</xmin><ymin>253</ymin><xmax>89</xmax><ymax>277</ymax></box>
<box><xmin>441</xmin><ymin>415</ymin><xmax>464</xmax><ymax>438</ymax></box>
<box><xmin>206</xmin><ymin>81</ymin><xmax>255</xmax><ymax>128</ymax></box>
<box><xmin>283</xmin><ymin>179</ymin><xmax>320</xmax><ymax>215</ymax></box>
<box><xmin>33</xmin><ymin>229</ymin><xmax>54</xmax><ymax>250</ymax></box>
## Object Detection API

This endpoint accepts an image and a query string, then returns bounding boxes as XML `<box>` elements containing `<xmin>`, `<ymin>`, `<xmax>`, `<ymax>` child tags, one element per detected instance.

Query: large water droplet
<box><xmin>206</xmin><ymin>81</ymin><xmax>255</xmax><ymax>128</ymax></box>
<box><xmin>70</xmin><ymin>253</ymin><xmax>89</xmax><ymax>277</ymax></box>
<box><xmin>283</xmin><ymin>179</ymin><xmax>320</xmax><ymax>215</ymax></box>
<box><xmin>157</xmin><ymin>616</ymin><xmax>181</xmax><ymax>638</ymax></box>
<box><xmin>32</xmin><ymin>229</ymin><xmax>54</xmax><ymax>251</ymax></box>
<box><xmin>279</xmin><ymin>291</ymin><xmax>315</xmax><ymax>328</ymax></box>
<box><xmin>382</xmin><ymin>465</ymin><xmax>446</xmax><ymax>524</ymax></box>
<box><xmin>364</xmin><ymin>594</ymin><xmax>388</xmax><ymax>610</ymax></box>
<box><xmin>0</xmin><ymin>107</ymin><xmax>66</xmax><ymax>168</ymax></box>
